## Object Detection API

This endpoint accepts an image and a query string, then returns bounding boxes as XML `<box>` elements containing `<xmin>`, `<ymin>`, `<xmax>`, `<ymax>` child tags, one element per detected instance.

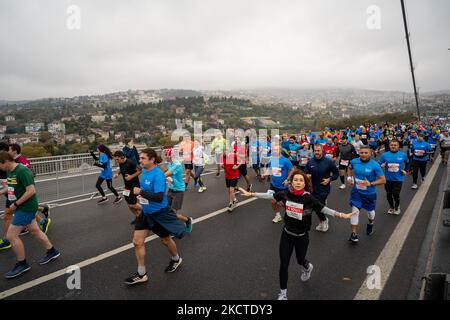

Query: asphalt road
<box><xmin>0</xmin><ymin>155</ymin><xmax>446</xmax><ymax>300</ymax></box>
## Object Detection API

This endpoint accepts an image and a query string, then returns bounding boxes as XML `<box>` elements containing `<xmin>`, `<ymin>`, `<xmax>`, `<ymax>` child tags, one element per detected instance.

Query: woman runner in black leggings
<box><xmin>239</xmin><ymin>169</ymin><xmax>352</xmax><ymax>300</ymax></box>
<box><xmin>90</xmin><ymin>144</ymin><xmax>122</xmax><ymax>204</ymax></box>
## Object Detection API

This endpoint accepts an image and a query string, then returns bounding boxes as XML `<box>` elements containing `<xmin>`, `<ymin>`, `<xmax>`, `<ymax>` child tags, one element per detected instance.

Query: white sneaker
<box><xmin>315</xmin><ymin>218</ymin><xmax>328</xmax><ymax>232</ymax></box>
<box><xmin>277</xmin><ymin>291</ymin><xmax>288</xmax><ymax>300</ymax></box>
<box><xmin>272</xmin><ymin>213</ymin><xmax>283</xmax><ymax>223</ymax></box>
<box><xmin>301</xmin><ymin>263</ymin><xmax>314</xmax><ymax>281</ymax></box>
<box><xmin>198</xmin><ymin>186</ymin><xmax>207</xmax><ymax>193</ymax></box>
<box><xmin>393</xmin><ymin>207</ymin><xmax>401</xmax><ymax>215</ymax></box>
<box><xmin>227</xmin><ymin>203</ymin><xmax>233</xmax><ymax>212</ymax></box>
<box><xmin>411</xmin><ymin>184</ymin><xmax>418</xmax><ymax>190</ymax></box>
<box><xmin>387</xmin><ymin>208</ymin><xmax>395</xmax><ymax>215</ymax></box>
<box><xmin>339</xmin><ymin>184</ymin><xmax>346</xmax><ymax>190</ymax></box>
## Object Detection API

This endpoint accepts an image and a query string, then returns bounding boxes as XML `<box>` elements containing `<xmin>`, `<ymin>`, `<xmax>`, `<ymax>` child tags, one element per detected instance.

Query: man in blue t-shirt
<box><xmin>347</xmin><ymin>145</ymin><xmax>385</xmax><ymax>243</ymax></box>
<box><xmin>409</xmin><ymin>133</ymin><xmax>432</xmax><ymax>190</ymax></box>
<box><xmin>378</xmin><ymin>140</ymin><xmax>409</xmax><ymax>215</ymax></box>
<box><xmin>266</xmin><ymin>146</ymin><xmax>294</xmax><ymax>223</ymax></box>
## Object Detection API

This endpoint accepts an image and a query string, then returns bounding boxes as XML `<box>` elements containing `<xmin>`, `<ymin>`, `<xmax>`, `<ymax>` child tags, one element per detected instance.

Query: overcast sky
<box><xmin>0</xmin><ymin>0</ymin><xmax>449</xmax><ymax>100</ymax></box>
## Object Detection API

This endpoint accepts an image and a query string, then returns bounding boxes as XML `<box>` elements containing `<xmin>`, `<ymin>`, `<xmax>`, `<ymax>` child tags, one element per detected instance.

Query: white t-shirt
<box><xmin>193</xmin><ymin>146</ymin><xmax>205</xmax><ymax>166</ymax></box>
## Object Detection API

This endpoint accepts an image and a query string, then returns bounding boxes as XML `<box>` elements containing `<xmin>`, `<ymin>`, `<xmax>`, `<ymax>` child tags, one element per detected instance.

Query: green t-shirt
<box><xmin>7</xmin><ymin>164</ymin><xmax>39</xmax><ymax>213</ymax></box>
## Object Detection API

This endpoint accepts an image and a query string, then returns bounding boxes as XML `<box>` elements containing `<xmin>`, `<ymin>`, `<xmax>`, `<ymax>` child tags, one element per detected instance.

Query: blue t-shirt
<box><xmin>369</xmin><ymin>133</ymin><xmax>378</xmax><ymax>146</ymax></box>
<box><xmin>287</xmin><ymin>143</ymin><xmax>301</xmax><ymax>160</ymax></box>
<box><xmin>411</xmin><ymin>141</ymin><xmax>432</xmax><ymax>161</ymax></box>
<box><xmin>249</xmin><ymin>141</ymin><xmax>260</xmax><ymax>163</ymax></box>
<box><xmin>268</xmin><ymin>156</ymin><xmax>293</xmax><ymax>190</ymax></box>
<box><xmin>140</xmin><ymin>167</ymin><xmax>168</xmax><ymax>214</ymax></box>
<box><xmin>316</xmin><ymin>138</ymin><xmax>328</xmax><ymax>145</ymax></box>
<box><xmin>349</xmin><ymin>158</ymin><xmax>384</xmax><ymax>195</ymax></box>
<box><xmin>167</xmin><ymin>161</ymin><xmax>185</xmax><ymax>192</ymax></box>
<box><xmin>427</xmin><ymin>134</ymin><xmax>439</xmax><ymax>147</ymax></box>
<box><xmin>99</xmin><ymin>153</ymin><xmax>113</xmax><ymax>179</ymax></box>
<box><xmin>378</xmin><ymin>151</ymin><xmax>409</xmax><ymax>182</ymax></box>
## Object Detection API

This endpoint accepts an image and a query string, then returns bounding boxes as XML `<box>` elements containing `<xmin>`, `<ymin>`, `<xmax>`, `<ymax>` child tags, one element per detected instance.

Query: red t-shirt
<box><xmin>223</xmin><ymin>153</ymin><xmax>241</xmax><ymax>180</ymax></box>
<box><xmin>323</xmin><ymin>144</ymin><xmax>338</xmax><ymax>159</ymax></box>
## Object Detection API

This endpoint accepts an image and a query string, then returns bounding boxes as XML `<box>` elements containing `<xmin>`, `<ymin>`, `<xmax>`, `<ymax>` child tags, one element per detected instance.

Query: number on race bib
<box><xmin>387</xmin><ymin>163</ymin><xmax>400</xmax><ymax>173</ymax></box>
<box><xmin>272</xmin><ymin>167</ymin><xmax>282</xmax><ymax>177</ymax></box>
<box><xmin>301</xmin><ymin>158</ymin><xmax>308</xmax><ymax>165</ymax></box>
<box><xmin>340</xmin><ymin>160</ymin><xmax>349</xmax><ymax>166</ymax></box>
<box><xmin>123</xmin><ymin>189</ymin><xmax>130</xmax><ymax>197</ymax></box>
<box><xmin>139</xmin><ymin>197</ymin><xmax>149</xmax><ymax>205</ymax></box>
<box><xmin>414</xmin><ymin>150</ymin><xmax>425</xmax><ymax>156</ymax></box>
<box><xmin>355</xmin><ymin>178</ymin><xmax>367</xmax><ymax>191</ymax></box>
<box><xmin>285</xmin><ymin>201</ymin><xmax>304</xmax><ymax>220</ymax></box>
<box><xmin>7</xmin><ymin>187</ymin><xmax>17</xmax><ymax>201</ymax></box>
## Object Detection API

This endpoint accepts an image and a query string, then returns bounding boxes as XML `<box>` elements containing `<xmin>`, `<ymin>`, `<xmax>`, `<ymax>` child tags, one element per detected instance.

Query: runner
<box><xmin>162</xmin><ymin>148</ymin><xmax>193</xmax><ymax>233</ymax></box>
<box><xmin>287</xmin><ymin>136</ymin><xmax>301</xmax><ymax>168</ymax></box>
<box><xmin>211</xmin><ymin>132</ymin><xmax>227</xmax><ymax>177</ymax></box>
<box><xmin>303</xmin><ymin>144</ymin><xmax>339</xmax><ymax>232</ymax></box>
<box><xmin>378</xmin><ymin>140</ymin><xmax>409</xmax><ymax>215</ymax></box>
<box><xmin>351</xmin><ymin>135</ymin><xmax>365</xmax><ymax>154</ymax></box>
<box><xmin>179</xmin><ymin>133</ymin><xmax>195</xmax><ymax>188</ymax></box>
<box><xmin>337</xmin><ymin>136</ymin><xmax>358</xmax><ymax>189</ymax></box>
<box><xmin>347</xmin><ymin>145</ymin><xmax>386</xmax><ymax>243</ymax></box>
<box><xmin>192</xmin><ymin>139</ymin><xmax>207</xmax><ymax>193</ymax></box>
<box><xmin>297</xmin><ymin>142</ymin><xmax>313</xmax><ymax>171</ymax></box>
<box><xmin>222</xmin><ymin>149</ymin><xmax>241</xmax><ymax>212</ymax></box>
<box><xmin>122</xmin><ymin>138</ymin><xmax>140</xmax><ymax>167</ymax></box>
<box><xmin>0</xmin><ymin>151</ymin><xmax>60</xmax><ymax>278</ymax></box>
<box><xmin>266</xmin><ymin>145</ymin><xmax>295</xmax><ymax>223</ymax></box>
<box><xmin>426</xmin><ymin>129</ymin><xmax>439</xmax><ymax>163</ymax></box>
<box><xmin>8</xmin><ymin>144</ymin><xmax>32</xmax><ymax>171</ymax></box>
<box><xmin>249</xmin><ymin>137</ymin><xmax>262</xmax><ymax>182</ymax></box>
<box><xmin>90</xmin><ymin>144</ymin><xmax>122</xmax><ymax>204</ymax></box>
<box><xmin>113</xmin><ymin>150</ymin><xmax>142</xmax><ymax>224</ymax></box>
<box><xmin>125</xmin><ymin>148</ymin><xmax>186</xmax><ymax>285</ymax></box>
<box><xmin>440</xmin><ymin>128</ymin><xmax>450</xmax><ymax>165</ymax></box>
<box><xmin>238</xmin><ymin>169</ymin><xmax>353</xmax><ymax>300</ymax></box>
<box><xmin>410</xmin><ymin>133</ymin><xmax>432</xmax><ymax>190</ymax></box>
<box><xmin>323</xmin><ymin>138</ymin><xmax>338</xmax><ymax>162</ymax></box>
<box><xmin>232</xmin><ymin>135</ymin><xmax>252</xmax><ymax>192</ymax></box>
<box><xmin>259</xmin><ymin>135</ymin><xmax>272</xmax><ymax>182</ymax></box>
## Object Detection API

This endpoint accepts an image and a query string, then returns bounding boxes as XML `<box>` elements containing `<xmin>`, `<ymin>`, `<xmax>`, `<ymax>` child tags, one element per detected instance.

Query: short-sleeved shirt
<box><xmin>7</xmin><ymin>164</ymin><xmax>39</xmax><ymax>213</ymax></box>
<box><xmin>167</xmin><ymin>161</ymin><xmax>185</xmax><ymax>192</ymax></box>
<box><xmin>139</xmin><ymin>167</ymin><xmax>168</xmax><ymax>214</ymax></box>
<box><xmin>99</xmin><ymin>153</ymin><xmax>113</xmax><ymax>179</ymax></box>
<box><xmin>349</xmin><ymin>158</ymin><xmax>384</xmax><ymax>195</ymax></box>
<box><xmin>378</xmin><ymin>151</ymin><xmax>409</xmax><ymax>182</ymax></box>
<box><xmin>119</xmin><ymin>159</ymin><xmax>140</xmax><ymax>190</ymax></box>
<box><xmin>268</xmin><ymin>156</ymin><xmax>293</xmax><ymax>190</ymax></box>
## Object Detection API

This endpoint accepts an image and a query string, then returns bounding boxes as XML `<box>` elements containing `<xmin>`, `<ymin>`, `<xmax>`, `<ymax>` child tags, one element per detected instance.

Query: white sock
<box><xmin>280</xmin><ymin>289</ymin><xmax>287</xmax><ymax>295</ymax></box>
<box><xmin>275</xmin><ymin>212</ymin><xmax>281</xmax><ymax>216</ymax></box>
<box><xmin>172</xmin><ymin>254</ymin><xmax>180</xmax><ymax>261</ymax></box>
<box><xmin>137</xmin><ymin>266</ymin><xmax>146</xmax><ymax>276</ymax></box>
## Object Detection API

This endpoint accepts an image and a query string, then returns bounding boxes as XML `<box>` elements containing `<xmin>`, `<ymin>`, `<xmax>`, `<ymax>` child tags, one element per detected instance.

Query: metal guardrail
<box><xmin>28</xmin><ymin>145</ymin><xmax>163</xmax><ymax>177</ymax></box>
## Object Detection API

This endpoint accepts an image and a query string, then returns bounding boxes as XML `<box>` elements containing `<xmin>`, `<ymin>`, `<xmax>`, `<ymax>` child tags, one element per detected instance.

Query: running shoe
<box><xmin>300</xmin><ymin>262</ymin><xmax>314</xmax><ymax>281</ymax></box>
<box><xmin>215</xmin><ymin>172</ymin><xmax>220</xmax><ymax>177</ymax></box>
<box><xmin>19</xmin><ymin>228</ymin><xmax>29</xmax><ymax>236</ymax></box>
<box><xmin>198</xmin><ymin>186</ymin><xmax>207</xmax><ymax>193</ymax></box>
<box><xmin>234</xmin><ymin>188</ymin><xmax>240</xmax><ymax>194</ymax></box>
<box><xmin>39</xmin><ymin>218</ymin><xmax>51</xmax><ymax>234</ymax></box>
<box><xmin>387</xmin><ymin>208</ymin><xmax>395</xmax><ymax>215</ymax></box>
<box><xmin>113</xmin><ymin>196</ymin><xmax>123</xmax><ymax>204</ymax></box>
<box><xmin>411</xmin><ymin>184</ymin><xmax>418</xmax><ymax>190</ymax></box>
<box><xmin>38</xmin><ymin>249</ymin><xmax>60</xmax><ymax>265</ymax></box>
<box><xmin>97</xmin><ymin>197</ymin><xmax>108</xmax><ymax>204</ymax></box>
<box><xmin>339</xmin><ymin>184</ymin><xmax>346</xmax><ymax>190</ymax></box>
<box><xmin>247</xmin><ymin>184</ymin><xmax>253</xmax><ymax>192</ymax></box>
<box><xmin>315</xmin><ymin>218</ymin><xmax>329</xmax><ymax>232</ymax></box>
<box><xmin>0</xmin><ymin>238</ymin><xmax>11</xmax><ymax>250</ymax></box>
<box><xmin>186</xmin><ymin>217</ymin><xmax>193</xmax><ymax>233</ymax></box>
<box><xmin>348</xmin><ymin>232</ymin><xmax>359</xmax><ymax>243</ymax></box>
<box><xmin>277</xmin><ymin>291</ymin><xmax>288</xmax><ymax>300</ymax></box>
<box><xmin>232</xmin><ymin>198</ymin><xmax>238</xmax><ymax>205</ymax></box>
<box><xmin>124</xmin><ymin>272</ymin><xmax>148</xmax><ymax>285</ymax></box>
<box><xmin>5</xmin><ymin>261</ymin><xmax>31</xmax><ymax>279</ymax></box>
<box><xmin>366</xmin><ymin>223</ymin><xmax>374</xmax><ymax>236</ymax></box>
<box><xmin>393</xmin><ymin>207</ymin><xmax>401</xmax><ymax>215</ymax></box>
<box><xmin>272</xmin><ymin>213</ymin><xmax>283</xmax><ymax>223</ymax></box>
<box><xmin>165</xmin><ymin>257</ymin><xmax>182</xmax><ymax>273</ymax></box>
<box><xmin>227</xmin><ymin>203</ymin><xmax>233</xmax><ymax>212</ymax></box>
<box><xmin>41</xmin><ymin>204</ymin><xmax>50</xmax><ymax>218</ymax></box>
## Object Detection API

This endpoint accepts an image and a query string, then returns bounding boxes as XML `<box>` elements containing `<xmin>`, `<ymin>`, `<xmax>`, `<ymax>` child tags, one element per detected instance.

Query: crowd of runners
<box><xmin>0</xmin><ymin>120</ymin><xmax>450</xmax><ymax>300</ymax></box>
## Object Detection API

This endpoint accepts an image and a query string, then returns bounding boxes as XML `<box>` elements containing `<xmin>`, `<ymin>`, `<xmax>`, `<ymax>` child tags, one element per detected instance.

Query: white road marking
<box><xmin>353</xmin><ymin>156</ymin><xmax>441</xmax><ymax>300</ymax></box>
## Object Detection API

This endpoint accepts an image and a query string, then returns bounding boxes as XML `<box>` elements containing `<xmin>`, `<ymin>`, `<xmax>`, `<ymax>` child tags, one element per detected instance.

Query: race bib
<box><xmin>355</xmin><ymin>178</ymin><xmax>367</xmax><ymax>191</ymax></box>
<box><xmin>285</xmin><ymin>201</ymin><xmax>304</xmax><ymax>220</ymax></box>
<box><xmin>414</xmin><ymin>150</ymin><xmax>425</xmax><ymax>156</ymax></box>
<box><xmin>166</xmin><ymin>177</ymin><xmax>173</xmax><ymax>185</ymax></box>
<box><xmin>7</xmin><ymin>187</ymin><xmax>17</xmax><ymax>201</ymax></box>
<box><xmin>301</xmin><ymin>157</ymin><xmax>308</xmax><ymax>165</ymax></box>
<box><xmin>290</xmin><ymin>150</ymin><xmax>296</xmax><ymax>156</ymax></box>
<box><xmin>325</xmin><ymin>153</ymin><xmax>333</xmax><ymax>158</ymax></box>
<box><xmin>0</xmin><ymin>179</ymin><xmax>7</xmax><ymax>187</ymax></box>
<box><xmin>340</xmin><ymin>160</ymin><xmax>349</xmax><ymax>166</ymax></box>
<box><xmin>430</xmin><ymin>144</ymin><xmax>436</xmax><ymax>149</ymax></box>
<box><xmin>442</xmin><ymin>140</ymin><xmax>450</xmax><ymax>147</ymax></box>
<box><xmin>123</xmin><ymin>189</ymin><xmax>130</xmax><ymax>197</ymax></box>
<box><xmin>387</xmin><ymin>163</ymin><xmax>400</xmax><ymax>173</ymax></box>
<box><xmin>272</xmin><ymin>167</ymin><xmax>282</xmax><ymax>177</ymax></box>
<box><xmin>139</xmin><ymin>197</ymin><xmax>149</xmax><ymax>205</ymax></box>
<box><xmin>251</xmin><ymin>146</ymin><xmax>257</xmax><ymax>153</ymax></box>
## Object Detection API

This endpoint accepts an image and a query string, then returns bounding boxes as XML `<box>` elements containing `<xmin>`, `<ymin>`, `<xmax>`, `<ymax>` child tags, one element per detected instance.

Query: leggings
<box><xmin>96</xmin><ymin>177</ymin><xmax>119</xmax><ymax>198</ymax></box>
<box><xmin>193</xmin><ymin>165</ymin><xmax>205</xmax><ymax>187</ymax></box>
<box><xmin>412</xmin><ymin>160</ymin><xmax>427</xmax><ymax>184</ymax></box>
<box><xmin>279</xmin><ymin>229</ymin><xmax>309</xmax><ymax>290</ymax></box>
